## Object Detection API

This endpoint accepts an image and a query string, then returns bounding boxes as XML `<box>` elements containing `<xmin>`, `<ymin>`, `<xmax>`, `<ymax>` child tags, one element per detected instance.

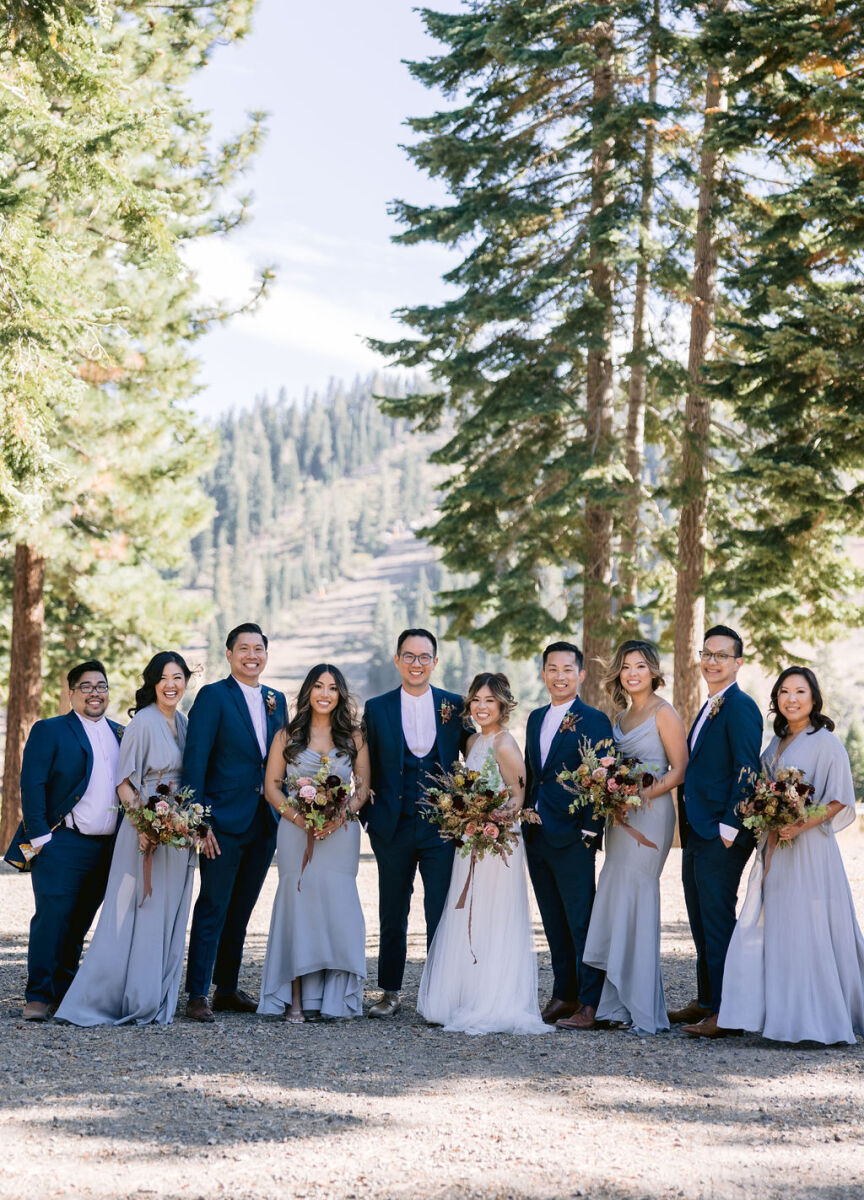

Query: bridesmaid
<box><xmin>257</xmin><ymin>664</ymin><xmax>370</xmax><ymax>1022</ymax></box>
<box><xmin>719</xmin><ymin>667</ymin><xmax>864</xmax><ymax>1043</ymax></box>
<box><xmin>56</xmin><ymin>652</ymin><xmax>197</xmax><ymax>1026</ymax></box>
<box><xmin>582</xmin><ymin>640</ymin><xmax>687</xmax><ymax>1034</ymax></box>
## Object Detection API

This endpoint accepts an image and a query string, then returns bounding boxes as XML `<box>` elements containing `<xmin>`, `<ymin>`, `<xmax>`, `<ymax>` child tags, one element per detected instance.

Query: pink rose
<box><xmin>591</xmin><ymin>768</ymin><xmax>608</xmax><ymax>782</ymax></box>
<box><xmin>464</xmin><ymin>822</ymin><xmax>478</xmax><ymax>837</ymax></box>
<box><xmin>599</xmin><ymin>756</ymin><xmax>616</xmax><ymax>768</ymax></box>
<box><xmin>606</xmin><ymin>779</ymin><xmax>619</xmax><ymax>793</ymax></box>
<box><xmin>298</xmin><ymin>785</ymin><xmax>317</xmax><ymax>801</ymax></box>
<box><xmin>295</xmin><ymin>777</ymin><xmax>313</xmax><ymax>787</ymax></box>
<box><xmin>483</xmin><ymin>823</ymin><xmax>499</xmax><ymax>838</ymax></box>
<box><xmin>155</xmin><ymin>800</ymin><xmax>170</xmax><ymax>814</ymax></box>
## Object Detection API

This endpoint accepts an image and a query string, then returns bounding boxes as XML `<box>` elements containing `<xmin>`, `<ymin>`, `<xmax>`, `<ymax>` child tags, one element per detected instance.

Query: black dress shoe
<box><xmin>212</xmin><ymin>989</ymin><xmax>258</xmax><ymax>1013</ymax></box>
<box><xmin>186</xmin><ymin>995</ymin><xmax>215</xmax><ymax>1023</ymax></box>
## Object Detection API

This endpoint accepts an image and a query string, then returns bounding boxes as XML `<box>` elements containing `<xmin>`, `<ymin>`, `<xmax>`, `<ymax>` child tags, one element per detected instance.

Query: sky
<box><xmin>184</xmin><ymin>0</ymin><xmax>461</xmax><ymax>417</ymax></box>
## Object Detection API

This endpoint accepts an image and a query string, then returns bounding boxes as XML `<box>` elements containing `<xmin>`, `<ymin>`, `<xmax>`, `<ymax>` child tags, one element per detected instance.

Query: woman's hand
<box><xmin>490</xmin><ymin>806</ymin><xmax>515</xmax><ymax>823</ymax></box>
<box><xmin>314</xmin><ymin>816</ymin><xmax>344</xmax><ymax>840</ymax></box>
<box><xmin>778</xmin><ymin>819</ymin><xmax>807</xmax><ymax>842</ymax></box>
<box><xmin>138</xmin><ymin>832</ymin><xmax>154</xmax><ymax>854</ymax></box>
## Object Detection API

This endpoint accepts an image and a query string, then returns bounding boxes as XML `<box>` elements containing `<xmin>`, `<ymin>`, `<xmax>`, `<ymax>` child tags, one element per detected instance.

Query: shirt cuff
<box><xmin>29</xmin><ymin>832</ymin><xmax>53</xmax><ymax>849</ymax></box>
<box><xmin>718</xmin><ymin>823</ymin><xmax>738</xmax><ymax>843</ymax></box>
<box><xmin>582</xmin><ymin>830</ymin><xmax>598</xmax><ymax>841</ymax></box>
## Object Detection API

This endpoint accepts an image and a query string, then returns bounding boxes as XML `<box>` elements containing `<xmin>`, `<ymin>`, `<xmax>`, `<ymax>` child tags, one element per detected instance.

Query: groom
<box><xmin>362</xmin><ymin>628</ymin><xmax>466</xmax><ymax>1017</ymax></box>
<box><xmin>674</xmin><ymin>624</ymin><xmax>762</xmax><ymax>1038</ymax></box>
<box><xmin>182</xmin><ymin>622</ymin><xmax>287</xmax><ymax>1023</ymax></box>
<box><xmin>523</xmin><ymin>641</ymin><xmax>613</xmax><ymax>1030</ymax></box>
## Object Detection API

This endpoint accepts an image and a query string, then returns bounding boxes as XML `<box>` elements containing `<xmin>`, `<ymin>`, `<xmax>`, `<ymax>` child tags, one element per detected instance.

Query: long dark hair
<box><xmin>130</xmin><ymin>651</ymin><xmax>192</xmax><ymax>716</ymax></box>
<box><xmin>769</xmin><ymin>666</ymin><xmax>835</xmax><ymax>737</ymax></box>
<box><xmin>603</xmin><ymin>639</ymin><xmax>665</xmax><ymax>713</ymax></box>
<box><xmin>283</xmin><ymin>664</ymin><xmax>360</xmax><ymax>765</ymax></box>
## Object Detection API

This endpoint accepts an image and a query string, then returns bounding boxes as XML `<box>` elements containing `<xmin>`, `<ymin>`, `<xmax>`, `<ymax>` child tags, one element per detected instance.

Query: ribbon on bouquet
<box><xmin>297</xmin><ymin>830</ymin><xmax>315</xmax><ymax>892</ymax></box>
<box><xmin>615</xmin><ymin>819</ymin><xmax>658</xmax><ymax>851</ymax></box>
<box><xmin>140</xmin><ymin>842</ymin><xmax>155</xmax><ymax>906</ymax></box>
<box><xmin>761</xmin><ymin>829</ymin><xmax>780</xmax><ymax>882</ymax></box>
<box><xmin>454</xmin><ymin>845</ymin><xmax>513</xmax><ymax>964</ymax></box>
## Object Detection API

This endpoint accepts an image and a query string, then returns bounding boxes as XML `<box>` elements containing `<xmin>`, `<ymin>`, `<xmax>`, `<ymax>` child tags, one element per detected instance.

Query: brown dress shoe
<box><xmin>556</xmin><ymin>1004</ymin><xmax>597</xmax><ymax>1031</ymax></box>
<box><xmin>186</xmin><ymin>995</ymin><xmax>215</xmax><ymax>1023</ymax></box>
<box><xmin>22</xmin><ymin>1001</ymin><xmax>51</xmax><ymax>1022</ymax></box>
<box><xmin>668</xmin><ymin>1000</ymin><xmax>711</xmax><ymax>1024</ymax></box>
<box><xmin>541</xmin><ymin>998</ymin><xmax>581</xmax><ymax>1025</ymax></box>
<box><xmin>681</xmin><ymin>1014</ymin><xmax>740</xmax><ymax>1038</ymax></box>
<box><xmin>212</xmin><ymin>989</ymin><xmax>258</xmax><ymax>1013</ymax></box>
<box><xmin>368</xmin><ymin>991</ymin><xmax>401</xmax><ymax>1018</ymax></box>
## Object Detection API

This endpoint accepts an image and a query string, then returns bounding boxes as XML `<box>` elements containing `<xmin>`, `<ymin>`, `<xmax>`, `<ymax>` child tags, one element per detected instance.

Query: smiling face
<box><xmin>699</xmin><ymin>634</ymin><xmax>742</xmax><ymax>695</ymax></box>
<box><xmin>620</xmin><ymin>651</ymin><xmax>655</xmax><ymax>701</ymax></box>
<box><xmin>155</xmin><ymin>660</ymin><xmax>187</xmax><ymax>713</ymax></box>
<box><xmin>394</xmin><ymin>635</ymin><xmax>438</xmax><ymax>695</ymax></box>
<box><xmin>541</xmin><ymin>651</ymin><xmax>583</xmax><ymax>705</ymax></box>
<box><xmin>309</xmin><ymin>671</ymin><xmax>341</xmax><ymax>718</ymax></box>
<box><xmin>69</xmin><ymin>670</ymin><xmax>110</xmax><ymax>721</ymax></box>
<box><xmin>226</xmin><ymin>631</ymin><xmax>268</xmax><ymax>686</ymax></box>
<box><xmin>469</xmin><ymin>685</ymin><xmax>502</xmax><ymax>733</ymax></box>
<box><xmin>776</xmin><ymin>673</ymin><xmax>814</xmax><ymax>728</ymax></box>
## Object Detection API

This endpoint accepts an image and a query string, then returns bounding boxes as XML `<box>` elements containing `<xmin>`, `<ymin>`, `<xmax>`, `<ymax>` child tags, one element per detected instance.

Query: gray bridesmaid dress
<box><xmin>55</xmin><ymin>704</ymin><xmax>196</xmax><ymax>1026</ymax></box>
<box><xmin>583</xmin><ymin>710</ymin><xmax>677</xmax><ymax>1033</ymax></box>
<box><xmin>257</xmin><ymin>747</ymin><xmax>365</xmax><ymax>1018</ymax></box>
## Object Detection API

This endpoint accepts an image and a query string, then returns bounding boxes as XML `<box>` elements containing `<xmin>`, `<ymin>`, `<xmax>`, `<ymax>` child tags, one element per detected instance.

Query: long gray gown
<box><xmin>719</xmin><ymin>726</ymin><xmax>864</xmax><ymax>1044</ymax></box>
<box><xmin>257</xmin><ymin>747</ymin><xmax>365</xmax><ymax>1018</ymax></box>
<box><xmin>583</xmin><ymin>710</ymin><xmax>677</xmax><ymax>1034</ymax></box>
<box><xmin>55</xmin><ymin>704</ymin><xmax>196</xmax><ymax>1026</ymax></box>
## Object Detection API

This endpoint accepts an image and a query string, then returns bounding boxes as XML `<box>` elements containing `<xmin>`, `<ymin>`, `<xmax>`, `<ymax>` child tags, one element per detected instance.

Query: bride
<box><xmin>417</xmin><ymin>672</ymin><xmax>549</xmax><ymax>1034</ymax></box>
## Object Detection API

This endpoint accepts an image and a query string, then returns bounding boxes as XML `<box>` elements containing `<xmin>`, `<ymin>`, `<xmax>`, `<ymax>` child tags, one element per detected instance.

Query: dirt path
<box><xmin>0</xmin><ymin>828</ymin><xmax>862</xmax><ymax>1200</ymax></box>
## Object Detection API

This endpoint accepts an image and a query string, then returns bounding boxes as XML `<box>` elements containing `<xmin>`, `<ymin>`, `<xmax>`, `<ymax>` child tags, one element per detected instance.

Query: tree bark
<box><xmin>582</xmin><ymin>19</ymin><xmax>616</xmax><ymax>710</ymax></box>
<box><xmin>672</xmin><ymin>3</ymin><xmax>727</xmax><ymax>730</ymax></box>
<box><xmin>0</xmin><ymin>543</ymin><xmax>45</xmax><ymax>850</ymax></box>
<box><xmin>620</xmin><ymin>0</ymin><xmax>659</xmax><ymax>615</ymax></box>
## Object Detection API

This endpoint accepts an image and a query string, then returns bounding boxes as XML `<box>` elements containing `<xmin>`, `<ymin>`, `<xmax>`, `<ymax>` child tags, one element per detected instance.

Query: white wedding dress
<box><xmin>417</xmin><ymin>732</ymin><xmax>549</xmax><ymax>1034</ymax></box>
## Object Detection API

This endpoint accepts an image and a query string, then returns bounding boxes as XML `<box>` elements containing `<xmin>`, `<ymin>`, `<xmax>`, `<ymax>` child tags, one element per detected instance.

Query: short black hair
<box><xmin>703</xmin><ymin>624</ymin><xmax>743</xmax><ymax>658</ymax></box>
<box><xmin>67</xmin><ymin>660</ymin><xmax>107</xmax><ymax>689</ymax></box>
<box><xmin>542</xmin><ymin>641</ymin><xmax>583</xmax><ymax>669</ymax></box>
<box><xmin>396</xmin><ymin>627</ymin><xmax>437</xmax><ymax>656</ymax></box>
<box><xmin>225</xmin><ymin>622</ymin><xmax>268</xmax><ymax>651</ymax></box>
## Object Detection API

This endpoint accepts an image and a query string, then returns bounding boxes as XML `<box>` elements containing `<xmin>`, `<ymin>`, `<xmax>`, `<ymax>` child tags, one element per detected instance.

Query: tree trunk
<box><xmin>0</xmin><ymin>543</ymin><xmax>45</xmax><ymax>850</ymax></box>
<box><xmin>620</xmin><ymin>0</ymin><xmax>659</xmax><ymax>616</ymax></box>
<box><xmin>672</xmin><ymin>3</ymin><xmax>727</xmax><ymax>730</ymax></box>
<box><xmin>582</xmin><ymin>19</ymin><xmax>616</xmax><ymax>710</ymax></box>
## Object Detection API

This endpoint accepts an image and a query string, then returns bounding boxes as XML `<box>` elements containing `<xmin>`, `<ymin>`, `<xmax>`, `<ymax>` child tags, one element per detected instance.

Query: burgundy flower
<box><xmin>452</xmin><ymin>796</ymin><xmax>466</xmax><ymax>812</ymax></box>
<box><xmin>640</xmin><ymin>773</ymin><xmax>655</xmax><ymax>788</ymax></box>
<box><xmin>325</xmin><ymin>775</ymin><xmax>343</xmax><ymax>789</ymax></box>
<box><xmin>156</xmin><ymin>783</ymin><xmax>171</xmax><ymax>796</ymax></box>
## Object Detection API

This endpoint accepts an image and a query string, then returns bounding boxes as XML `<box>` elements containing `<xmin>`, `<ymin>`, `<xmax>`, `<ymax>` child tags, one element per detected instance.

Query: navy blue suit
<box><xmin>183</xmin><ymin>675</ymin><xmax>287</xmax><ymax>998</ymax></box>
<box><xmin>362</xmin><ymin>685</ymin><xmax>466</xmax><ymax>992</ymax></box>
<box><xmin>523</xmin><ymin>696</ymin><xmax>613</xmax><ymax>1006</ymax></box>
<box><xmin>680</xmin><ymin>681</ymin><xmax>762</xmax><ymax>1013</ymax></box>
<box><xmin>5</xmin><ymin>711</ymin><xmax>124</xmax><ymax>1004</ymax></box>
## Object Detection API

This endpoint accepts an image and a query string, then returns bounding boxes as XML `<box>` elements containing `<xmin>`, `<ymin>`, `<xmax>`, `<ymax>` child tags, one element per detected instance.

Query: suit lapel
<box><xmin>225</xmin><ymin>675</ymin><xmax>261</xmax><ymax>753</ymax></box>
<box><xmin>65</xmin><ymin>711</ymin><xmax>94</xmax><ymax>777</ymax></box>
<box><xmin>543</xmin><ymin>698</ymin><xmax>580</xmax><ymax>775</ymax></box>
<box><xmin>262</xmin><ymin>686</ymin><xmax>281</xmax><ymax>750</ymax></box>
<box><xmin>530</xmin><ymin>705</ymin><xmax>548</xmax><ymax>775</ymax></box>
<box><xmin>691</xmin><ymin>683</ymin><xmax>737</xmax><ymax>759</ymax></box>
<box><xmin>386</xmin><ymin>687</ymin><xmax>405</xmax><ymax>770</ymax></box>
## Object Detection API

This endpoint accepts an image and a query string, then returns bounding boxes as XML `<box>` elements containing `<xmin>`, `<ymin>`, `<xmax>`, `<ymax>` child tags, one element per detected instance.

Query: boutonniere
<box><xmin>708</xmin><ymin>695</ymin><xmax>725</xmax><ymax>720</ymax></box>
<box><xmin>115</xmin><ymin>725</ymin><xmax>124</xmax><ymax>741</ymax></box>
<box><xmin>438</xmin><ymin>699</ymin><xmax>455</xmax><ymax>725</ymax></box>
<box><xmin>560</xmin><ymin>711</ymin><xmax>580</xmax><ymax>734</ymax></box>
<box><xmin>264</xmin><ymin>690</ymin><xmax>277</xmax><ymax>716</ymax></box>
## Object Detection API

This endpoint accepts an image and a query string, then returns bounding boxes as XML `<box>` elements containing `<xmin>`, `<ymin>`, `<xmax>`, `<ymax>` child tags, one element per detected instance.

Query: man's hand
<box><xmin>199</xmin><ymin>829</ymin><xmax>221</xmax><ymax>860</ymax></box>
<box><xmin>720</xmin><ymin>835</ymin><xmax>735</xmax><ymax>849</ymax></box>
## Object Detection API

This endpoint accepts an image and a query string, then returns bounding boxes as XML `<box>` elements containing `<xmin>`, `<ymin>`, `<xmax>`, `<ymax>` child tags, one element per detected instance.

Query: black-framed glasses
<box><xmin>400</xmin><ymin>653</ymin><xmax>434</xmax><ymax>665</ymax></box>
<box><xmin>74</xmin><ymin>682</ymin><xmax>109</xmax><ymax>694</ymax></box>
<box><xmin>698</xmin><ymin>651</ymin><xmax>736</xmax><ymax>664</ymax></box>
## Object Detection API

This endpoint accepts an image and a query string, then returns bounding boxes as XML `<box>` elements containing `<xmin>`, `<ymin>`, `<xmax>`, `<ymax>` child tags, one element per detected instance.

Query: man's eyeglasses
<box><xmin>400</xmin><ymin>653</ymin><xmax>434</xmax><ymax>666</ymax></box>
<box><xmin>74</xmin><ymin>683</ymin><xmax>109</xmax><ymax>695</ymax></box>
<box><xmin>698</xmin><ymin>651</ymin><xmax>736</xmax><ymax>664</ymax></box>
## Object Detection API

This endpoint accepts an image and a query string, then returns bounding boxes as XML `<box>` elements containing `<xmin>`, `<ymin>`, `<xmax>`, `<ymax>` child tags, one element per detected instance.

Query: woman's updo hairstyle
<box><xmin>463</xmin><ymin>672</ymin><xmax>517</xmax><ymax>726</ymax></box>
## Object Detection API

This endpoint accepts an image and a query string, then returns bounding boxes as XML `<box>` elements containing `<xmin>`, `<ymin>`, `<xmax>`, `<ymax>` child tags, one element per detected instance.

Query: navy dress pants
<box><xmin>27</xmin><ymin>826</ymin><xmax>114</xmax><ymax>1005</ymax></box>
<box><xmin>185</xmin><ymin>801</ymin><xmax>276</xmax><ymax>998</ymax></box>
<box><xmin>369</xmin><ymin>812</ymin><xmax>456</xmax><ymax>993</ymax></box>
<box><xmin>524</xmin><ymin>827</ymin><xmax>604</xmax><ymax>1007</ymax></box>
<box><xmin>681</xmin><ymin>828</ymin><xmax>752</xmax><ymax>1013</ymax></box>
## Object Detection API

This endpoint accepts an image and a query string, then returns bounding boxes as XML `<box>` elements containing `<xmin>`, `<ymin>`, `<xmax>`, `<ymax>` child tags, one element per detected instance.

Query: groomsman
<box><xmin>523</xmin><ymin>641</ymin><xmax>612</xmax><ymax>1030</ymax></box>
<box><xmin>362</xmin><ymin>628</ymin><xmax>466</xmax><ymax>1017</ymax></box>
<box><xmin>5</xmin><ymin>660</ymin><xmax>123</xmax><ymax>1021</ymax></box>
<box><xmin>674</xmin><ymin>624</ymin><xmax>762</xmax><ymax>1038</ymax></box>
<box><xmin>182</xmin><ymin>623</ymin><xmax>287</xmax><ymax>1023</ymax></box>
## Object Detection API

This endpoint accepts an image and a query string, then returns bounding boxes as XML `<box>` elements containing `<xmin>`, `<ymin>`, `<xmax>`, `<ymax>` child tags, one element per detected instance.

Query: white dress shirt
<box><xmin>688</xmin><ymin>682</ymin><xmax>738</xmax><ymax>842</ymax></box>
<box><xmin>236</xmin><ymin>678</ymin><xmax>267</xmax><ymax>757</ymax></box>
<box><xmin>401</xmin><ymin>687</ymin><xmax>436</xmax><ymax>757</ymax></box>
<box><xmin>65</xmin><ymin>713</ymin><xmax>120</xmax><ymax>835</ymax></box>
<box><xmin>539</xmin><ymin>699</ymin><xmax>575</xmax><ymax>769</ymax></box>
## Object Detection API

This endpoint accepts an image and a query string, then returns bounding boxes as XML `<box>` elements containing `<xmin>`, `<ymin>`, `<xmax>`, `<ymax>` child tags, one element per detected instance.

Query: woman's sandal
<box><xmin>286</xmin><ymin>1007</ymin><xmax>305</xmax><ymax>1024</ymax></box>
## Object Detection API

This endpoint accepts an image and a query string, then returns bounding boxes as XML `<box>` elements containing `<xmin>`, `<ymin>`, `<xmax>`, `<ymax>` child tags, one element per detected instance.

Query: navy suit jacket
<box><xmin>362</xmin><ymin>685</ymin><xmax>466</xmax><ymax>842</ymax></box>
<box><xmin>4</xmin><ymin>711</ymin><xmax>125</xmax><ymax>871</ymax></box>
<box><xmin>524</xmin><ymin>695</ymin><xmax>614</xmax><ymax>848</ymax></box>
<box><xmin>182</xmin><ymin>675</ymin><xmax>287</xmax><ymax>837</ymax></box>
<box><xmin>682</xmin><ymin>681</ymin><xmax>763</xmax><ymax>840</ymax></box>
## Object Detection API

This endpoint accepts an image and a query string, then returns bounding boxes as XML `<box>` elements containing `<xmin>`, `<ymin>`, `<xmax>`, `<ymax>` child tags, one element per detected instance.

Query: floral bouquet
<box><xmin>423</xmin><ymin>756</ymin><xmax>540</xmax><ymax>960</ymax></box>
<box><xmin>738</xmin><ymin>766</ymin><xmax>824</xmax><ymax>839</ymax></box>
<box><xmin>284</xmin><ymin>756</ymin><xmax>358</xmax><ymax>888</ymax></box>
<box><xmin>120</xmin><ymin>781</ymin><xmax>210</xmax><ymax>903</ymax></box>
<box><xmin>557</xmin><ymin>737</ymin><xmax>658</xmax><ymax>850</ymax></box>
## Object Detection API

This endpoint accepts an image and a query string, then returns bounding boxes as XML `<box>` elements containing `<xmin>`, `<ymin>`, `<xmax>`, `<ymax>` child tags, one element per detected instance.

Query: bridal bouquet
<box><xmin>423</xmin><ymin>758</ymin><xmax>539</xmax><ymax>862</ymax></box>
<box><xmin>737</xmin><ymin>766</ymin><xmax>824</xmax><ymax>841</ymax></box>
<box><xmin>284</xmin><ymin>756</ymin><xmax>358</xmax><ymax>889</ymax></box>
<box><xmin>120</xmin><ymin>781</ymin><xmax>210</xmax><ymax>904</ymax></box>
<box><xmin>557</xmin><ymin>737</ymin><xmax>658</xmax><ymax>850</ymax></box>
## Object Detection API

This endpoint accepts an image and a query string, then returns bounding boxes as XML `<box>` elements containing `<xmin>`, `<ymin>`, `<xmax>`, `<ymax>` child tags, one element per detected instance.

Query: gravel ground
<box><xmin>1</xmin><ymin>830</ymin><xmax>863</xmax><ymax>1200</ymax></box>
